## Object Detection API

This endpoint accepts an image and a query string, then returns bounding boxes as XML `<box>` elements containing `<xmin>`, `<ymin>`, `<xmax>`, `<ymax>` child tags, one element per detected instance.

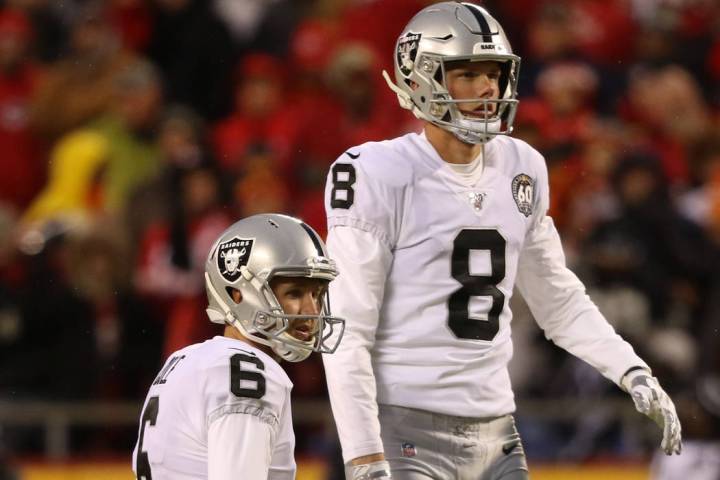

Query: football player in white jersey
<box><xmin>132</xmin><ymin>213</ymin><xmax>345</xmax><ymax>479</ymax></box>
<box><xmin>322</xmin><ymin>3</ymin><xmax>682</xmax><ymax>479</ymax></box>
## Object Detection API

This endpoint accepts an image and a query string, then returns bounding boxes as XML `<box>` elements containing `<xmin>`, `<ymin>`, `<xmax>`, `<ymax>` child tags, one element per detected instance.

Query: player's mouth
<box><xmin>461</xmin><ymin>106</ymin><xmax>495</xmax><ymax>118</ymax></box>
<box><xmin>290</xmin><ymin>324</ymin><xmax>314</xmax><ymax>342</ymax></box>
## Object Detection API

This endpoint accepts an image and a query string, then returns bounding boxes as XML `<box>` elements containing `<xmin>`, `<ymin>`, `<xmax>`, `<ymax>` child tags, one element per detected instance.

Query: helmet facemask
<box><xmin>385</xmin><ymin>52</ymin><xmax>520</xmax><ymax>144</ymax></box>
<box><xmin>249</xmin><ymin>268</ymin><xmax>345</xmax><ymax>362</ymax></box>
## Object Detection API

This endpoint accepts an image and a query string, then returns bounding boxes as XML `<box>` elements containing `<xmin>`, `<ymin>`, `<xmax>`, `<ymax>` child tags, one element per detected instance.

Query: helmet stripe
<box><xmin>463</xmin><ymin>3</ymin><xmax>493</xmax><ymax>43</ymax></box>
<box><xmin>299</xmin><ymin>222</ymin><xmax>324</xmax><ymax>256</ymax></box>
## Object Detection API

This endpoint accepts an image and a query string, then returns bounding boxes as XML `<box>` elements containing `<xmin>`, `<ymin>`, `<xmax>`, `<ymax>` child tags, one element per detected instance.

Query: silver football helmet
<box><xmin>205</xmin><ymin>213</ymin><xmax>345</xmax><ymax>362</ymax></box>
<box><xmin>383</xmin><ymin>2</ymin><xmax>521</xmax><ymax>144</ymax></box>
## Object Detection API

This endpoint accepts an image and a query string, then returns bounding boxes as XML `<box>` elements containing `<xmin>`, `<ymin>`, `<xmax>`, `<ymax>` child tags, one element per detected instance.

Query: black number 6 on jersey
<box><xmin>448</xmin><ymin>229</ymin><xmax>506</xmax><ymax>341</ymax></box>
<box><xmin>230</xmin><ymin>353</ymin><xmax>266</xmax><ymax>398</ymax></box>
<box><xmin>330</xmin><ymin>163</ymin><xmax>356</xmax><ymax>209</ymax></box>
<box><xmin>136</xmin><ymin>396</ymin><xmax>159</xmax><ymax>479</ymax></box>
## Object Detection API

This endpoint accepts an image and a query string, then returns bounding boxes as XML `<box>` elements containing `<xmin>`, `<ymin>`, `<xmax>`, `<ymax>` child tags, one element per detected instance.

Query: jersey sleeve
<box><xmin>516</xmin><ymin>158</ymin><xmax>648</xmax><ymax>385</ymax></box>
<box><xmin>207</xmin><ymin>411</ymin><xmax>274</xmax><ymax>479</ymax></box>
<box><xmin>268</xmin><ymin>391</ymin><xmax>296</xmax><ymax>480</ymax></box>
<box><xmin>322</xmin><ymin>226</ymin><xmax>394</xmax><ymax>463</ymax></box>
<box><xmin>325</xmin><ymin>148</ymin><xmax>404</xmax><ymax>248</ymax></box>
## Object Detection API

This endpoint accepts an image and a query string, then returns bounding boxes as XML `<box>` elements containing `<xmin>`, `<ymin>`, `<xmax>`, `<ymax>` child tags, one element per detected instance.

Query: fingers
<box><xmin>656</xmin><ymin>393</ymin><xmax>682</xmax><ymax>455</ymax></box>
<box><xmin>660</xmin><ymin>408</ymin><xmax>682</xmax><ymax>455</ymax></box>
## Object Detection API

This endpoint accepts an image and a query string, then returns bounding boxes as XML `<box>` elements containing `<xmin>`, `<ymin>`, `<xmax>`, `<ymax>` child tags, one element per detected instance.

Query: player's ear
<box><xmin>229</xmin><ymin>288</ymin><xmax>242</xmax><ymax>304</ymax></box>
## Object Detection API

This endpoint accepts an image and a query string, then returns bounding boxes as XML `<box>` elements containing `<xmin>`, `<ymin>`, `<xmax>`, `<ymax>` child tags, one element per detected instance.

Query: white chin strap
<box><xmin>273</xmin><ymin>332</ymin><xmax>312</xmax><ymax>362</ymax></box>
<box><xmin>452</xmin><ymin>116</ymin><xmax>501</xmax><ymax>144</ymax></box>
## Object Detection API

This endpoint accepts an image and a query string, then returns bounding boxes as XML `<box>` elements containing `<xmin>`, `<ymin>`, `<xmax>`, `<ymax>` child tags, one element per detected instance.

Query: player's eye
<box><xmin>284</xmin><ymin>288</ymin><xmax>302</xmax><ymax>299</ymax></box>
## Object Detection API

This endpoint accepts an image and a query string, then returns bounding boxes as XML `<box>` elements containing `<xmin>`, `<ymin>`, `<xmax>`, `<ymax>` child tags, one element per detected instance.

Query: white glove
<box><xmin>345</xmin><ymin>460</ymin><xmax>393</xmax><ymax>480</ymax></box>
<box><xmin>622</xmin><ymin>369</ymin><xmax>682</xmax><ymax>455</ymax></box>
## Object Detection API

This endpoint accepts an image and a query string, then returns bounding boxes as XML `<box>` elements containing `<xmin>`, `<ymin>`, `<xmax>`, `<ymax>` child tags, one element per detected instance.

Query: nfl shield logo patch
<box><xmin>216</xmin><ymin>237</ymin><xmax>254</xmax><ymax>282</ymax></box>
<box><xmin>468</xmin><ymin>192</ymin><xmax>486</xmax><ymax>212</ymax></box>
<box><xmin>397</xmin><ymin>32</ymin><xmax>421</xmax><ymax>77</ymax></box>
<box><xmin>400</xmin><ymin>442</ymin><xmax>417</xmax><ymax>457</ymax></box>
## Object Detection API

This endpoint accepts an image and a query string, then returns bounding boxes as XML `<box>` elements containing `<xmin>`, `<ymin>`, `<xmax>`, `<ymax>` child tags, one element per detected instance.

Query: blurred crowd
<box><xmin>0</xmin><ymin>0</ymin><xmax>718</xmax><ymax>469</ymax></box>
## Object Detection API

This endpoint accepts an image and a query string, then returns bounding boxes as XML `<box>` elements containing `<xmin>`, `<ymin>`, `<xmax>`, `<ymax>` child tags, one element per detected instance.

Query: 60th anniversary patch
<box><xmin>511</xmin><ymin>174</ymin><xmax>534</xmax><ymax>217</ymax></box>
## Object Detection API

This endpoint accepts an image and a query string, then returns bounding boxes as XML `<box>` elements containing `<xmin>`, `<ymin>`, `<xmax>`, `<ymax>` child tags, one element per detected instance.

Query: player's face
<box><xmin>270</xmin><ymin>277</ymin><xmax>327</xmax><ymax>342</ymax></box>
<box><xmin>445</xmin><ymin>60</ymin><xmax>501</xmax><ymax>117</ymax></box>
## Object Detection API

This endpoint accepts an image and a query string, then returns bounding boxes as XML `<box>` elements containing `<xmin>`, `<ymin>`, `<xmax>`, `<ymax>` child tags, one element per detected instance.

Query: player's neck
<box><xmin>424</xmin><ymin>123</ymin><xmax>483</xmax><ymax>165</ymax></box>
<box><xmin>223</xmin><ymin>325</ymin><xmax>280</xmax><ymax>362</ymax></box>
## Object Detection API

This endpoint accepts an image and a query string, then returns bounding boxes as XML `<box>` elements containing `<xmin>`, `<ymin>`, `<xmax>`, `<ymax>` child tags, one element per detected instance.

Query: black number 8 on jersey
<box><xmin>448</xmin><ymin>229</ymin><xmax>506</xmax><ymax>341</ymax></box>
<box><xmin>330</xmin><ymin>163</ymin><xmax>356</xmax><ymax>209</ymax></box>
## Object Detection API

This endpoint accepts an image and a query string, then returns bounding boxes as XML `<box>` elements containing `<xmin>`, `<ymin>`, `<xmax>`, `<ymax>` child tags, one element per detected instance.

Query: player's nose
<box><xmin>475</xmin><ymin>75</ymin><xmax>496</xmax><ymax>98</ymax></box>
<box><xmin>299</xmin><ymin>291</ymin><xmax>321</xmax><ymax>315</ymax></box>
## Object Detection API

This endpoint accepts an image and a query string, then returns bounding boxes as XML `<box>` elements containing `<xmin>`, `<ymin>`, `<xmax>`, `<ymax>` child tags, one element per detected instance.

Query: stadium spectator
<box><xmin>230</xmin><ymin>144</ymin><xmax>290</xmax><ymax>219</ymax></box>
<box><xmin>30</xmin><ymin>1</ymin><xmax>136</xmax><ymax>140</ymax></box>
<box><xmin>63</xmin><ymin>220</ymin><xmax>161</xmax><ymax>401</ymax></box>
<box><xmin>107</xmin><ymin>0</ymin><xmax>153</xmax><ymax>53</ymax></box>
<box><xmin>620</xmin><ymin>65</ymin><xmax>715</xmax><ymax>186</ymax></box>
<box><xmin>133</xmin><ymin>151</ymin><xmax>229</xmax><ymax>357</ymax></box>
<box><xmin>0</xmin><ymin>8</ymin><xmax>45</xmax><ymax>211</ymax></box>
<box><xmin>23</xmin><ymin>59</ymin><xmax>163</xmax><ymax>226</ymax></box>
<box><xmin>126</xmin><ymin>104</ymin><xmax>214</xmax><ymax>254</ymax></box>
<box><xmin>146</xmin><ymin>0</ymin><xmax>236</xmax><ymax>120</ymax></box>
<box><xmin>585</xmin><ymin>153</ymin><xmax>711</xmax><ymax>324</ymax></box>
<box><xmin>211</xmin><ymin>53</ymin><xmax>300</xmax><ymax>175</ymax></box>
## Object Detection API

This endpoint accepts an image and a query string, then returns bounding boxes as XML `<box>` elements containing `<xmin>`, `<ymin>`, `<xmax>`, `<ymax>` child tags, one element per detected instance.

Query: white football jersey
<box><xmin>323</xmin><ymin>132</ymin><xmax>647</xmax><ymax>462</ymax></box>
<box><xmin>132</xmin><ymin>336</ymin><xmax>295</xmax><ymax>480</ymax></box>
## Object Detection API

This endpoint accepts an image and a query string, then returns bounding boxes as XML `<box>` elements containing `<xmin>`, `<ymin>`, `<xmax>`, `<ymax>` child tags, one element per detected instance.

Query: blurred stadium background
<box><xmin>0</xmin><ymin>0</ymin><xmax>719</xmax><ymax>478</ymax></box>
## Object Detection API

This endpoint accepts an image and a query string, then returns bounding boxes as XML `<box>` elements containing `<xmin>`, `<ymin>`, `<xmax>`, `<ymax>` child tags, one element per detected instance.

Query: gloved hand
<box><xmin>622</xmin><ymin>369</ymin><xmax>682</xmax><ymax>455</ymax></box>
<box><xmin>345</xmin><ymin>460</ymin><xmax>393</xmax><ymax>480</ymax></box>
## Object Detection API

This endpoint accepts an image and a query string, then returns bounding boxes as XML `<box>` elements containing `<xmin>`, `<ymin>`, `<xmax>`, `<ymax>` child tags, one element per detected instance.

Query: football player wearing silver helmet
<box><xmin>204</xmin><ymin>213</ymin><xmax>345</xmax><ymax>362</ymax></box>
<box><xmin>383</xmin><ymin>0</ymin><xmax>520</xmax><ymax>145</ymax></box>
<box><xmin>133</xmin><ymin>213</ymin><xmax>345</xmax><ymax>480</ymax></box>
<box><xmin>323</xmin><ymin>3</ymin><xmax>681</xmax><ymax>480</ymax></box>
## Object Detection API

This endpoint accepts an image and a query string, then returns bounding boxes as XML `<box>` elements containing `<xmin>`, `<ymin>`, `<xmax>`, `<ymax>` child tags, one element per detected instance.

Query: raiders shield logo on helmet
<box><xmin>511</xmin><ymin>174</ymin><xmax>534</xmax><ymax>217</ymax></box>
<box><xmin>217</xmin><ymin>237</ymin><xmax>254</xmax><ymax>282</ymax></box>
<box><xmin>397</xmin><ymin>32</ymin><xmax>421</xmax><ymax>77</ymax></box>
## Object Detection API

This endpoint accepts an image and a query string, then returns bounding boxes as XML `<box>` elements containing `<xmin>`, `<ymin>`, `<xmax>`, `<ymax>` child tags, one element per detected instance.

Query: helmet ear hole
<box><xmin>226</xmin><ymin>287</ymin><xmax>242</xmax><ymax>304</ymax></box>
